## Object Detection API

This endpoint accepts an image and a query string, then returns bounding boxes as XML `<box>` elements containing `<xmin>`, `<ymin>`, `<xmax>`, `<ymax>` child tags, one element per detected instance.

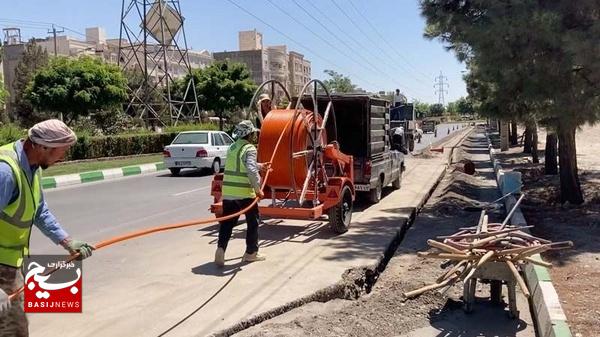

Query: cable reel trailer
<box><xmin>210</xmin><ymin>79</ymin><xmax>355</xmax><ymax>233</ymax></box>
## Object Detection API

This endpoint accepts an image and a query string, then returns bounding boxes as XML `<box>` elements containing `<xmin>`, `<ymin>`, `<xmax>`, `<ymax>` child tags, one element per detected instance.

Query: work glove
<box><xmin>63</xmin><ymin>240</ymin><xmax>95</xmax><ymax>260</ymax></box>
<box><xmin>0</xmin><ymin>288</ymin><xmax>10</xmax><ymax>315</ymax></box>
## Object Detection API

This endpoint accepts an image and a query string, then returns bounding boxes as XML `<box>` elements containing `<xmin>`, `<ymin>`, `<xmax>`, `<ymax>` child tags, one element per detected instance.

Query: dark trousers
<box><xmin>218</xmin><ymin>198</ymin><xmax>260</xmax><ymax>254</ymax></box>
<box><xmin>0</xmin><ymin>265</ymin><xmax>28</xmax><ymax>337</ymax></box>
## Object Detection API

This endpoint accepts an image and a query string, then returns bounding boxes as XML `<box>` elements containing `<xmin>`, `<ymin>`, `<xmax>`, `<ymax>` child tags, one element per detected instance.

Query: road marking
<box><xmin>173</xmin><ymin>186</ymin><xmax>210</xmax><ymax>196</ymax></box>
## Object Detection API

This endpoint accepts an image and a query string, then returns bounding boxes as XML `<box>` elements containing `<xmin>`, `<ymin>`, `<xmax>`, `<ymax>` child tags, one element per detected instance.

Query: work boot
<box><xmin>242</xmin><ymin>252</ymin><xmax>266</xmax><ymax>263</ymax></box>
<box><xmin>214</xmin><ymin>247</ymin><xmax>225</xmax><ymax>267</ymax></box>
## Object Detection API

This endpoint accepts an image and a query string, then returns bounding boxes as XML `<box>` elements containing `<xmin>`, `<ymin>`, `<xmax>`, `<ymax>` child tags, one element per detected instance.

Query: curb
<box><xmin>485</xmin><ymin>131</ymin><xmax>572</xmax><ymax>337</ymax></box>
<box><xmin>42</xmin><ymin>162</ymin><xmax>166</xmax><ymax>189</ymax></box>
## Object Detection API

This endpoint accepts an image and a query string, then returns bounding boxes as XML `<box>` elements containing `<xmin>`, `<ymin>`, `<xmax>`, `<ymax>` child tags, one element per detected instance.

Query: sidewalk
<box><xmin>234</xmin><ymin>129</ymin><xmax>536</xmax><ymax>337</ymax></box>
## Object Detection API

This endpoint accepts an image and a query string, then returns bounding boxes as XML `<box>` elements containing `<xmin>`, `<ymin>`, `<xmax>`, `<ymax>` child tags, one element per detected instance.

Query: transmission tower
<box><xmin>434</xmin><ymin>71</ymin><xmax>449</xmax><ymax>105</ymax></box>
<box><xmin>118</xmin><ymin>0</ymin><xmax>200</xmax><ymax>127</ymax></box>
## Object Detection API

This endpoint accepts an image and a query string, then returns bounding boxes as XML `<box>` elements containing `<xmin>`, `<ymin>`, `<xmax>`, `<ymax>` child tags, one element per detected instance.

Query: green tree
<box><xmin>323</xmin><ymin>70</ymin><xmax>356</xmax><ymax>93</ymax></box>
<box><xmin>180</xmin><ymin>60</ymin><xmax>256</xmax><ymax>130</ymax></box>
<box><xmin>421</xmin><ymin>0</ymin><xmax>600</xmax><ymax>204</ymax></box>
<box><xmin>26</xmin><ymin>56</ymin><xmax>127</xmax><ymax>125</ymax></box>
<box><xmin>0</xmin><ymin>74</ymin><xmax>7</xmax><ymax>116</ymax></box>
<box><xmin>13</xmin><ymin>39</ymin><xmax>49</xmax><ymax>126</ymax></box>
<box><xmin>455</xmin><ymin>97</ymin><xmax>474</xmax><ymax>116</ymax></box>
<box><xmin>413</xmin><ymin>100</ymin><xmax>430</xmax><ymax>119</ymax></box>
<box><xmin>429</xmin><ymin>103</ymin><xmax>445</xmax><ymax>117</ymax></box>
<box><xmin>446</xmin><ymin>101</ymin><xmax>458</xmax><ymax>115</ymax></box>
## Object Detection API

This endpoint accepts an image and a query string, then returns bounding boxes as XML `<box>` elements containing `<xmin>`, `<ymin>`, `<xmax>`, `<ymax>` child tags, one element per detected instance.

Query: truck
<box><xmin>299</xmin><ymin>94</ymin><xmax>405</xmax><ymax>204</ymax></box>
<box><xmin>389</xmin><ymin>103</ymin><xmax>420</xmax><ymax>151</ymax></box>
<box><xmin>421</xmin><ymin>119</ymin><xmax>437</xmax><ymax>134</ymax></box>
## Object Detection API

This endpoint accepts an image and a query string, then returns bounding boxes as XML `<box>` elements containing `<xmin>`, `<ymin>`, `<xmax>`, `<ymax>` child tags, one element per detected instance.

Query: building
<box><xmin>239</xmin><ymin>29</ymin><xmax>263</xmax><ymax>51</ymax></box>
<box><xmin>213</xmin><ymin>49</ymin><xmax>270</xmax><ymax>85</ymax></box>
<box><xmin>267</xmin><ymin>45</ymin><xmax>290</xmax><ymax>98</ymax></box>
<box><xmin>288</xmin><ymin>51</ymin><xmax>311</xmax><ymax>96</ymax></box>
<box><xmin>215</xmin><ymin>30</ymin><xmax>312</xmax><ymax>99</ymax></box>
<box><xmin>2</xmin><ymin>28</ymin><xmax>26</xmax><ymax>117</ymax></box>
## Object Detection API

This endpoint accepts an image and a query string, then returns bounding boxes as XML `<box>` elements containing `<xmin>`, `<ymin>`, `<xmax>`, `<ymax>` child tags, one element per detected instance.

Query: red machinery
<box><xmin>210</xmin><ymin>80</ymin><xmax>355</xmax><ymax>233</ymax></box>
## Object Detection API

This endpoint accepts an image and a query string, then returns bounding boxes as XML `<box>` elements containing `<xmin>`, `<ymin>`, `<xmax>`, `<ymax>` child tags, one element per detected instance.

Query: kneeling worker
<box><xmin>215</xmin><ymin>120</ymin><xmax>270</xmax><ymax>266</ymax></box>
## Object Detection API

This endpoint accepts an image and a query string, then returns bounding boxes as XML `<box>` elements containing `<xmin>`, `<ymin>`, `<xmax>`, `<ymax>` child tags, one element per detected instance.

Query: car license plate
<box><xmin>175</xmin><ymin>161</ymin><xmax>191</xmax><ymax>166</ymax></box>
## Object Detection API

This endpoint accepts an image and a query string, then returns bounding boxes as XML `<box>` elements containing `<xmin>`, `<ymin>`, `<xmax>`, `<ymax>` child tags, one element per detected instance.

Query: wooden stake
<box><xmin>506</xmin><ymin>260</ymin><xmax>530</xmax><ymax>298</ymax></box>
<box><xmin>427</xmin><ymin>240</ymin><xmax>466</xmax><ymax>254</ymax></box>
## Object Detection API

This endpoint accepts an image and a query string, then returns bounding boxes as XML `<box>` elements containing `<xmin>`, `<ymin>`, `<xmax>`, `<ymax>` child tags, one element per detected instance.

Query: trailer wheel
<box><xmin>328</xmin><ymin>185</ymin><xmax>353</xmax><ymax>234</ymax></box>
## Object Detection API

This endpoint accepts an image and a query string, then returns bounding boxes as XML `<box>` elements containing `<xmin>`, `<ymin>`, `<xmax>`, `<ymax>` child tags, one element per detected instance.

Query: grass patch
<box><xmin>43</xmin><ymin>154</ymin><xmax>164</xmax><ymax>177</ymax></box>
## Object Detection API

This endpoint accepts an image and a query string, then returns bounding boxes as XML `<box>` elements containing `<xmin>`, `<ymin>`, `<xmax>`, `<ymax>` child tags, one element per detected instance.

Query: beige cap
<box><xmin>28</xmin><ymin>119</ymin><xmax>77</xmax><ymax>148</ymax></box>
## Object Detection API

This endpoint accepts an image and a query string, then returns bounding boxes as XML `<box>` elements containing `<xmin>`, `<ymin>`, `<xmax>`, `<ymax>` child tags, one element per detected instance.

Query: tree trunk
<box><xmin>523</xmin><ymin>123</ymin><xmax>533</xmax><ymax>153</ymax></box>
<box><xmin>510</xmin><ymin>120</ymin><xmax>518</xmax><ymax>146</ymax></box>
<box><xmin>557</xmin><ymin>125</ymin><xmax>583</xmax><ymax>204</ymax></box>
<box><xmin>531</xmin><ymin>122</ymin><xmax>539</xmax><ymax>164</ymax></box>
<box><xmin>218</xmin><ymin>111</ymin><xmax>224</xmax><ymax>131</ymax></box>
<box><xmin>544</xmin><ymin>132</ymin><xmax>558</xmax><ymax>175</ymax></box>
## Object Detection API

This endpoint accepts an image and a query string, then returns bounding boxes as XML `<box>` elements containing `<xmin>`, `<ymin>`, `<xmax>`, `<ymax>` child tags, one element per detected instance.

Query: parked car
<box><xmin>163</xmin><ymin>131</ymin><xmax>233</xmax><ymax>176</ymax></box>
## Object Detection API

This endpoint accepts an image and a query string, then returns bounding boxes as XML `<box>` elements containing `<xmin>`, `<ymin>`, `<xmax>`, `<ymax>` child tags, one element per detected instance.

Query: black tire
<box><xmin>392</xmin><ymin>170</ymin><xmax>402</xmax><ymax>189</ymax></box>
<box><xmin>211</xmin><ymin>159</ymin><xmax>221</xmax><ymax>175</ymax></box>
<box><xmin>328</xmin><ymin>185</ymin><xmax>353</xmax><ymax>234</ymax></box>
<box><xmin>369</xmin><ymin>178</ymin><xmax>383</xmax><ymax>204</ymax></box>
<box><xmin>169</xmin><ymin>168</ymin><xmax>181</xmax><ymax>176</ymax></box>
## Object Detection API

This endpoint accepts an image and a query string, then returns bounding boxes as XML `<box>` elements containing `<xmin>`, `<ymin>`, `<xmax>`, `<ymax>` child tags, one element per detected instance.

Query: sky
<box><xmin>0</xmin><ymin>0</ymin><xmax>467</xmax><ymax>104</ymax></box>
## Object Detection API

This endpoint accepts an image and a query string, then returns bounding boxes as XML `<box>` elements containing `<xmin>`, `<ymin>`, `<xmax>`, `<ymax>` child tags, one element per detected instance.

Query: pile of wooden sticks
<box><xmin>404</xmin><ymin>202</ymin><xmax>572</xmax><ymax>299</ymax></box>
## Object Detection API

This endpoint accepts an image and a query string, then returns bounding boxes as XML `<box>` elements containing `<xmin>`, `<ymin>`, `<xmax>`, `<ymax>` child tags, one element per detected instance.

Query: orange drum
<box><xmin>258</xmin><ymin>109</ymin><xmax>326</xmax><ymax>190</ymax></box>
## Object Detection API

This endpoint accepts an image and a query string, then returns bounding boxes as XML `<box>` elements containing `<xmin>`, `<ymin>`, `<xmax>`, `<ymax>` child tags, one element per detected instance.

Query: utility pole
<box><xmin>434</xmin><ymin>71</ymin><xmax>449</xmax><ymax>105</ymax></box>
<box><xmin>47</xmin><ymin>24</ymin><xmax>64</xmax><ymax>56</ymax></box>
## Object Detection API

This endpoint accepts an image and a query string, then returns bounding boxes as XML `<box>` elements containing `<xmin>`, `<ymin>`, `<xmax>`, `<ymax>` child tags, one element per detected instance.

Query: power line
<box><xmin>329</xmin><ymin>0</ymin><xmax>431</xmax><ymax>91</ymax></box>
<box><xmin>224</xmin><ymin>0</ymin><xmax>384</xmax><ymax>91</ymax></box>
<box><xmin>346</xmin><ymin>0</ymin><xmax>433</xmax><ymax>83</ymax></box>
<box><xmin>300</xmin><ymin>0</ymin><xmax>432</xmax><ymax>95</ymax></box>
<box><xmin>273</xmin><ymin>0</ymin><xmax>416</xmax><ymax>94</ymax></box>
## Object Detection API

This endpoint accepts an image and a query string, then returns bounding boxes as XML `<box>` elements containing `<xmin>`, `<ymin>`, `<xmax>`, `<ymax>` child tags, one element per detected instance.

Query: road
<box><xmin>28</xmin><ymin>124</ymin><xmax>467</xmax><ymax>337</ymax></box>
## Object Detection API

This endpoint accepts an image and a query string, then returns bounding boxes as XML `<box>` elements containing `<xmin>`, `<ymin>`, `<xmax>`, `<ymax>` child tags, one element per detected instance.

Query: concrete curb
<box><xmin>485</xmin><ymin>132</ymin><xmax>572</xmax><ymax>337</ymax></box>
<box><xmin>41</xmin><ymin>162</ymin><xmax>166</xmax><ymax>189</ymax></box>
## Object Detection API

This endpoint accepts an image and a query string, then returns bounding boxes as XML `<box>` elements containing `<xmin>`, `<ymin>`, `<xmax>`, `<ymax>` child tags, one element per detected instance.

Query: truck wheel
<box><xmin>369</xmin><ymin>179</ymin><xmax>382</xmax><ymax>203</ymax></box>
<box><xmin>328</xmin><ymin>185</ymin><xmax>353</xmax><ymax>234</ymax></box>
<box><xmin>169</xmin><ymin>168</ymin><xmax>181</xmax><ymax>176</ymax></box>
<box><xmin>392</xmin><ymin>170</ymin><xmax>402</xmax><ymax>189</ymax></box>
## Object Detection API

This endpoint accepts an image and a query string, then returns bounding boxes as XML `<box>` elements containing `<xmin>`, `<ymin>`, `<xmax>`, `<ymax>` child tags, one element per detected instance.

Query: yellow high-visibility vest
<box><xmin>0</xmin><ymin>142</ymin><xmax>42</xmax><ymax>267</ymax></box>
<box><xmin>222</xmin><ymin>139</ymin><xmax>256</xmax><ymax>199</ymax></box>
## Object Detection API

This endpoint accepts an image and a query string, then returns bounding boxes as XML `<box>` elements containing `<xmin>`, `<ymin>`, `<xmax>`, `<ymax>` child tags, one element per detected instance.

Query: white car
<box><xmin>163</xmin><ymin>131</ymin><xmax>234</xmax><ymax>176</ymax></box>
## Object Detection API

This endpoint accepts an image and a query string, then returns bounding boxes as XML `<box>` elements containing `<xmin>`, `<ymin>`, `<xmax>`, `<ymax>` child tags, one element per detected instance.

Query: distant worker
<box><xmin>255</xmin><ymin>93</ymin><xmax>272</xmax><ymax>128</ymax></box>
<box><xmin>393</xmin><ymin>89</ymin><xmax>406</xmax><ymax>108</ymax></box>
<box><xmin>215</xmin><ymin>120</ymin><xmax>271</xmax><ymax>267</ymax></box>
<box><xmin>0</xmin><ymin>119</ymin><xmax>94</xmax><ymax>336</ymax></box>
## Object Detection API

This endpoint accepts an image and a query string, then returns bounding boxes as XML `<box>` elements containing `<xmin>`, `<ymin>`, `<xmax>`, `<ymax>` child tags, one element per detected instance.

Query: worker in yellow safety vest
<box><xmin>215</xmin><ymin>120</ymin><xmax>270</xmax><ymax>267</ymax></box>
<box><xmin>0</xmin><ymin>119</ymin><xmax>94</xmax><ymax>337</ymax></box>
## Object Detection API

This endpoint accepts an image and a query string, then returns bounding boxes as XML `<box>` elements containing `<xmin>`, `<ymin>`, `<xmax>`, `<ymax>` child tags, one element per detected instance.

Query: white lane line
<box><xmin>173</xmin><ymin>186</ymin><xmax>211</xmax><ymax>196</ymax></box>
